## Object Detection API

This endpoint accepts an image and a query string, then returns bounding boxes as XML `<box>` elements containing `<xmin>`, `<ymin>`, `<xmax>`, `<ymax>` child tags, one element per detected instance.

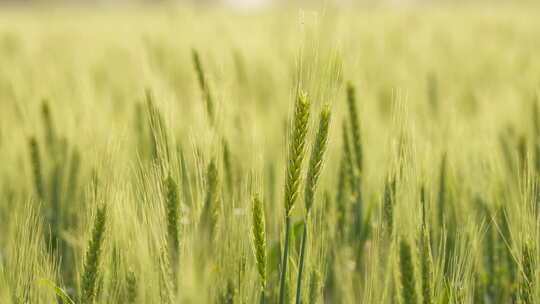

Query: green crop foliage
<box><xmin>0</xmin><ymin>3</ymin><xmax>539</xmax><ymax>303</ymax></box>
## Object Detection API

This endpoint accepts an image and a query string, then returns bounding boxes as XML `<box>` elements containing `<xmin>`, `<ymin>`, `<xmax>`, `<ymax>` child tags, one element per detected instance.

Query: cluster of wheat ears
<box><xmin>1</xmin><ymin>5</ymin><xmax>540</xmax><ymax>304</ymax></box>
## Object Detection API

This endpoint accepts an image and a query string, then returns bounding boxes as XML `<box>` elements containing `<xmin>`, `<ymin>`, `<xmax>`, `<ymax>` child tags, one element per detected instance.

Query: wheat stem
<box><xmin>278</xmin><ymin>216</ymin><xmax>292</xmax><ymax>304</ymax></box>
<box><xmin>295</xmin><ymin>219</ymin><xmax>308</xmax><ymax>304</ymax></box>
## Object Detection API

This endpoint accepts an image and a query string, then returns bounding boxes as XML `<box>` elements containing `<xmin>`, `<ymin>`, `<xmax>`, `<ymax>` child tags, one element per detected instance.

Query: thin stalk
<box><xmin>278</xmin><ymin>216</ymin><xmax>292</xmax><ymax>304</ymax></box>
<box><xmin>295</xmin><ymin>219</ymin><xmax>308</xmax><ymax>304</ymax></box>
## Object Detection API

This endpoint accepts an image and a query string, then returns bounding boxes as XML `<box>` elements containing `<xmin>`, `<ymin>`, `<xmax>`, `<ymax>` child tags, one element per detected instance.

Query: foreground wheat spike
<box><xmin>400</xmin><ymin>238</ymin><xmax>418</xmax><ymax>304</ymax></box>
<box><xmin>81</xmin><ymin>204</ymin><xmax>107</xmax><ymax>304</ymax></box>
<box><xmin>342</xmin><ymin>118</ymin><xmax>365</xmax><ymax>242</ymax></box>
<box><xmin>192</xmin><ymin>49</ymin><xmax>214</xmax><ymax>124</ymax></box>
<box><xmin>41</xmin><ymin>100</ymin><xmax>56</xmax><ymax>154</ymax></box>
<box><xmin>28</xmin><ymin>137</ymin><xmax>45</xmax><ymax>200</ymax></box>
<box><xmin>279</xmin><ymin>91</ymin><xmax>310</xmax><ymax>304</ymax></box>
<box><xmin>296</xmin><ymin>105</ymin><xmax>331</xmax><ymax>304</ymax></box>
<box><xmin>49</xmin><ymin>160</ymin><xmax>64</xmax><ymax>253</ymax></box>
<box><xmin>337</xmin><ymin>122</ymin><xmax>355</xmax><ymax>239</ymax></box>
<box><xmin>222</xmin><ymin>138</ymin><xmax>234</xmax><ymax>196</ymax></box>
<box><xmin>304</xmin><ymin>104</ymin><xmax>331</xmax><ymax>213</ymax></box>
<box><xmin>164</xmin><ymin>175</ymin><xmax>180</xmax><ymax>287</ymax></box>
<box><xmin>201</xmin><ymin>160</ymin><xmax>220</xmax><ymax>238</ymax></box>
<box><xmin>251</xmin><ymin>195</ymin><xmax>267</xmax><ymax>304</ymax></box>
<box><xmin>283</xmin><ymin>91</ymin><xmax>311</xmax><ymax>216</ymax></box>
<box><xmin>346</xmin><ymin>82</ymin><xmax>362</xmax><ymax>173</ymax></box>
<box><xmin>382</xmin><ymin>173</ymin><xmax>397</xmax><ymax>234</ymax></box>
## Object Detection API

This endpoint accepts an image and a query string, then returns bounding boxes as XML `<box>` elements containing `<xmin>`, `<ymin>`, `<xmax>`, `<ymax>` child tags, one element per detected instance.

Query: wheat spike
<box><xmin>279</xmin><ymin>91</ymin><xmax>310</xmax><ymax>304</ymax></box>
<box><xmin>80</xmin><ymin>204</ymin><xmax>107</xmax><ymax>304</ymax></box>
<box><xmin>251</xmin><ymin>195</ymin><xmax>267</xmax><ymax>303</ymax></box>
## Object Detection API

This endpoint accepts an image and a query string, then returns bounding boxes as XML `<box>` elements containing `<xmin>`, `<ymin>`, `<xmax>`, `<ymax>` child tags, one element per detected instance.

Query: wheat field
<box><xmin>1</xmin><ymin>3</ymin><xmax>540</xmax><ymax>303</ymax></box>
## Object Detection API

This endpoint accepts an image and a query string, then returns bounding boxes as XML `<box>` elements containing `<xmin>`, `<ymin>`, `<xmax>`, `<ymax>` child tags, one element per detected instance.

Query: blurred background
<box><xmin>0</xmin><ymin>0</ymin><xmax>535</xmax><ymax>9</ymax></box>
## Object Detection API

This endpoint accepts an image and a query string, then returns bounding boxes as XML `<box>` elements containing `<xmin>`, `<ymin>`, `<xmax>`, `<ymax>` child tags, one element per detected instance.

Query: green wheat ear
<box><xmin>346</xmin><ymin>82</ymin><xmax>363</xmax><ymax>173</ymax></box>
<box><xmin>80</xmin><ymin>204</ymin><xmax>107</xmax><ymax>304</ymax></box>
<box><xmin>382</xmin><ymin>173</ymin><xmax>397</xmax><ymax>234</ymax></box>
<box><xmin>192</xmin><ymin>49</ymin><xmax>215</xmax><ymax>124</ymax></box>
<box><xmin>41</xmin><ymin>99</ymin><xmax>56</xmax><ymax>154</ymax></box>
<box><xmin>28</xmin><ymin>136</ymin><xmax>45</xmax><ymax>200</ymax></box>
<box><xmin>337</xmin><ymin>122</ymin><xmax>355</xmax><ymax>238</ymax></box>
<box><xmin>222</xmin><ymin>138</ymin><xmax>234</xmax><ymax>196</ymax></box>
<box><xmin>296</xmin><ymin>105</ymin><xmax>331</xmax><ymax>304</ymax></box>
<box><xmin>284</xmin><ymin>91</ymin><xmax>310</xmax><ymax>216</ymax></box>
<box><xmin>279</xmin><ymin>90</ymin><xmax>310</xmax><ymax>304</ymax></box>
<box><xmin>517</xmin><ymin>135</ymin><xmax>528</xmax><ymax>173</ymax></box>
<box><xmin>164</xmin><ymin>175</ymin><xmax>180</xmax><ymax>288</ymax></box>
<box><xmin>251</xmin><ymin>195</ymin><xmax>267</xmax><ymax>303</ymax></box>
<box><xmin>345</xmin><ymin>84</ymin><xmax>365</xmax><ymax>243</ymax></box>
<box><xmin>201</xmin><ymin>159</ymin><xmax>220</xmax><ymax>238</ymax></box>
<box><xmin>399</xmin><ymin>238</ymin><xmax>419</xmax><ymax>304</ymax></box>
<box><xmin>304</xmin><ymin>104</ymin><xmax>331</xmax><ymax>214</ymax></box>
